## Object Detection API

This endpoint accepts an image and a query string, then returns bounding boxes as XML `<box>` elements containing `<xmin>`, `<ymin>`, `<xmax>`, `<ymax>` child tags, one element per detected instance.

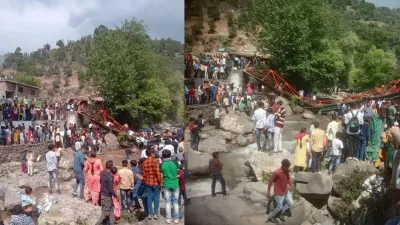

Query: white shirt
<box><xmin>75</xmin><ymin>141</ymin><xmax>81</xmax><ymax>151</ymax></box>
<box><xmin>326</xmin><ymin>121</ymin><xmax>341</xmax><ymax>140</ymax></box>
<box><xmin>331</xmin><ymin>138</ymin><xmax>344</xmax><ymax>156</ymax></box>
<box><xmin>266</xmin><ymin>114</ymin><xmax>275</xmax><ymax>132</ymax></box>
<box><xmin>141</xmin><ymin>149</ymin><xmax>148</xmax><ymax>159</ymax></box>
<box><xmin>344</xmin><ymin>110</ymin><xmax>364</xmax><ymax>126</ymax></box>
<box><xmin>215</xmin><ymin>108</ymin><xmax>221</xmax><ymax>119</ymax></box>
<box><xmin>46</xmin><ymin>151</ymin><xmax>58</xmax><ymax>171</ymax></box>
<box><xmin>164</xmin><ymin>144</ymin><xmax>175</xmax><ymax>153</ymax></box>
<box><xmin>252</xmin><ymin>108</ymin><xmax>267</xmax><ymax>129</ymax></box>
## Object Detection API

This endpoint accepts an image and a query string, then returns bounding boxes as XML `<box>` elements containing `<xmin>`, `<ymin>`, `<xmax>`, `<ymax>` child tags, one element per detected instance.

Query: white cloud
<box><xmin>0</xmin><ymin>0</ymin><xmax>184</xmax><ymax>54</ymax></box>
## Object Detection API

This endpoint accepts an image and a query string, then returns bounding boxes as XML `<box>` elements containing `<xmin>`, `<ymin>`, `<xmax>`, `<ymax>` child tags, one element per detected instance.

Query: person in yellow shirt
<box><xmin>310</xmin><ymin>122</ymin><xmax>327</xmax><ymax>174</ymax></box>
<box><xmin>294</xmin><ymin>128</ymin><xmax>309</xmax><ymax>172</ymax></box>
<box><xmin>117</xmin><ymin>160</ymin><xmax>134</xmax><ymax>211</ymax></box>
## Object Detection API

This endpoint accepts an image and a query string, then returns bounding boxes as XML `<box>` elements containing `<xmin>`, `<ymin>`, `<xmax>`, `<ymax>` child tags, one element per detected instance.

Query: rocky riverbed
<box><xmin>185</xmin><ymin>103</ymin><xmax>389</xmax><ymax>225</ymax></box>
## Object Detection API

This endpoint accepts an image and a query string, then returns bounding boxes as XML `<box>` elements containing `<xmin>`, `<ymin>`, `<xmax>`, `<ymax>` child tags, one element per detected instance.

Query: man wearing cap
<box><xmin>45</xmin><ymin>143</ymin><xmax>61</xmax><ymax>194</ymax></box>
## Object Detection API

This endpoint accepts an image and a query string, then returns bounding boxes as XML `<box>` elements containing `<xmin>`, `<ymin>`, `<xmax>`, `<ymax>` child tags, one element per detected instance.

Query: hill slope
<box><xmin>0</xmin><ymin>25</ymin><xmax>183</xmax><ymax>102</ymax></box>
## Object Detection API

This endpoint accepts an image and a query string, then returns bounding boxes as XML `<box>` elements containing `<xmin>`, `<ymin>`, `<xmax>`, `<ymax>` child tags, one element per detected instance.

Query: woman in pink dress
<box><xmin>27</xmin><ymin>127</ymin><xmax>33</xmax><ymax>144</ymax></box>
<box><xmin>110</xmin><ymin>167</ymin><xmax>121</xmax><ymax>221</ymax></box>
<box><xmin>247</xmin><ymin>81</ymin><xmax>253</xmax><ymax>95</ymax></box>
<box><xmin>6</xmin><ymin>126</ymin><xmax>11</xmax><ymax>145</ymax></box>
<box><xmin>84</xmin><ymin>152</ymin><xmax>103</xmax><ymax>205</ymax></box>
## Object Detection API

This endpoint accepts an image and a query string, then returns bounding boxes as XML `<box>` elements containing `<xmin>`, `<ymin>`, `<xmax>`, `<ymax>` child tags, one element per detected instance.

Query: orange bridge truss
<box><xmin>243</xmin><ymin>63</ymin><xmax>400</xmax><ymax>107</ymax></box>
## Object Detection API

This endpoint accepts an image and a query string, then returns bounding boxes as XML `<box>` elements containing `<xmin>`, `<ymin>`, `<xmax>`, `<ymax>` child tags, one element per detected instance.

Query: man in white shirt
<box><xmin>344</xmin><ymin>103</ymin><xmax>364</xmax><ymax>160</ymax></box>
<box><xmin>215</xmin><ymin>105</ymin><xmax>221</xmax><ymax>129</ymax></box>
<box><xmin>252</xmin><ymin>102</ymin><xmax>267</xmax><ymax>151</ymax></box>
<box><xmin>46</xmin><ymin>144</ymin><xmax>61</xmax><ymax>194</ymax></box>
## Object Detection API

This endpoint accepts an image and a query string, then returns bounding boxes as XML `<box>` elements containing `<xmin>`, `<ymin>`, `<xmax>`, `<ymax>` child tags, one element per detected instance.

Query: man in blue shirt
<box><xmin>131</xmin><ymin>160</ymin><xmax>143</xmax><ymax>211</ymax></box>
<box><xmin>72</xmin><ymin>145</ymin><xmax>87</xmax><ymax>199</ymax></box>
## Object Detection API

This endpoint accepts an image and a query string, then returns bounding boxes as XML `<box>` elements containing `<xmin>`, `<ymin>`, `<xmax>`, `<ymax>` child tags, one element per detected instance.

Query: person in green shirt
<box><xmin>388</xmin><ymin>102</ymin><xmax>397</xmax><ymax>127</ymax></box>
<box><xmin>239</xmin><ymin>100</ymin><xmax>247</xmax><ymax>112</ymax></box>
<box><xmin>161</xmin><ymin>150</ymin><xmax>180</xmax><ymax>224</ymax></box>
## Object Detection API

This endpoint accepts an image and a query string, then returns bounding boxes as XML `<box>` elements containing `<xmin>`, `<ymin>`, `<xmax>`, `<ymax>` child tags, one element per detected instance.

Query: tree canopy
<box><xmin>79</xmin><ymin>19</ymin><xmax>183</xmax><ymax>127</ymax></box>
<box><xmin>249</xmin><ymin>0</ymin><xmax>400</xmax><ymax>91</ymax></box>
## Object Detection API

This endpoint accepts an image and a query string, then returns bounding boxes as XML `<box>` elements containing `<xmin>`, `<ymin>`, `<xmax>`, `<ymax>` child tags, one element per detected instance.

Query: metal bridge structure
<box><xmin>243</xmin><ymin>63</ymin><xmax>400</xmax><ymax>110</ymax></box>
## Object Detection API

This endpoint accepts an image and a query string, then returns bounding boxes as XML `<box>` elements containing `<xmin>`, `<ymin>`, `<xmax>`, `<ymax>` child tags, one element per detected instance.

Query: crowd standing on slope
<box><xmin>187</xmin><ymin>76</ymin><xmax>400</xmax><ymax>223</ymax></box>
<box><xmin>4</xmin><ymin>122</ymin><xmax>187</xmax><ymax>225</ymax></box>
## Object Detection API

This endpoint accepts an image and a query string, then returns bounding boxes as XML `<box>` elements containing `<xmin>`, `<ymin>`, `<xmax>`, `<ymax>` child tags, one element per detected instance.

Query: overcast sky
<box><xmin>367</xmin><ymin>0</ymin><xmax>400</xmax><ymax>8</ymax></box>
<box><xmin>0</xmin><ymin>0</ymin><xmax>184</xmax><ymax>54</ymax></box>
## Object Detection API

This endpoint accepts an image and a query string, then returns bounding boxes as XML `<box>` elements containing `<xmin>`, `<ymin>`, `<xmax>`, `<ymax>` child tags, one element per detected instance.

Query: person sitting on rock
<box><xmin>267</xmin><ymin>159</ymin><xmax>293</xmax><ymax>223</ymax></box>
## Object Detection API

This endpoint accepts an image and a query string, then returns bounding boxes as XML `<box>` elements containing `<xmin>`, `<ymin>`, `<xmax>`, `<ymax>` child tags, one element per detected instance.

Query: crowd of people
<box><xmin>0</xmin><ymin>96</ymin><xmax>78</xmax><ymax>122</ymax></box>
<box><xmin>9</xmin><ymin>122</ymin><xmax>187</xmax><ymax>224</ymax></box>
<box><xmin>188</xmin><ymin>85</ymin><xmax>400</xmax><ymax>223</ymax></box>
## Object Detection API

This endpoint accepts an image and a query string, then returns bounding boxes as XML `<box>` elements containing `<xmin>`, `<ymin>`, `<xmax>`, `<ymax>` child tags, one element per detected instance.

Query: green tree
<box><xmin>15</xmin><ymin>74</ymin><xmax>40</xmax><ymax>87</ymax></box>
<box><xmin>351</xmin><ymin>46</ymin><xmax>396</xmax><ymax>90</ymax></box>
<box><xmin>94</xmin><ymin>25</ymin><xmax>109</xmax><ymax>38</ymax></box>
<box><xmin>252</xmin><ymin>0</ymin><xmax>334</xmax><ymax>86</ymax></box>
<box><xmin>80</xmin><ymin>19</ymin><xmax>174</xmax><ymax>127</ymax></box>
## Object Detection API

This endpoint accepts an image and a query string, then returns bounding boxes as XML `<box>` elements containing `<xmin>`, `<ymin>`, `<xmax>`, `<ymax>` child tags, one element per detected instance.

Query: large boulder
<box><xmin>332</xmin><ymin>160</ymin><xmax>377</xmax><ymax>196</ymax></box>
<box><xmin>237</xmin><ymin>135</ymin><xmax>249</xmax><ymax>147</ymax></box>
<box><xmin>37</xmin><ymin>193</ymin><xmax>100</xmax><ymax>224</ymax></box>
<box><xmin>243</xmin><ymin>182</ymin><xmax>269</xmax><ymax>205</ymax></box>
<box><xmin>243</xmin><ymin>197</ymin><xmax>314</xmax><ymax>225</ymax></box>
<box><xmin>58</xmin><ymin>148</ymin><xmax>74</xmax><ymax>170</ymax></box>
<box><xmin>295</xmin><ymin>172</ymin><xmax>333</xmax><ymax>199</ymax></box>
<box><xmin>4</xmin><ymin>185</ymin><xmax>21</xmax><ymax>210</ymax></box>
<box><xmin>61</xmin><ymin>169</ymin><xmax>73</xmax><ymax>181</ymax></box>
<box><xmin>245</xmin><ymin>151</ymin><xmax>294</xmax><ymax>181</ymax></box>
<box><xmin>327</xmin><ymin>195</ymin><xmax>342</xmax><ymax>218</ymax></box>
<box><xmin>302</xmin><ymin>110</ymin><xmax>316</xmax><ymax>120</ymax></box>
<box><xmin>187</xmin><ymin>150</ymin><xmax>210</xmax><ymax>176</ymax></box>
<box><xmin>104</xmin><ymin>132</ymin><xmax>119</xmax><ymax>150</ymax></box>
<box><xmin>198</xmin><ymin>136</ymin><xmax>228</xmax><ymax>153</ymax></box>
<box><xmin>221</xmin><ymin>112</ymin><xmax>255</xmax><ymax>135</ymax></box>
<box><xmin>275</xmin><ymin>96</ymin><xmax>293</xmax><ymax>116</ymax></box>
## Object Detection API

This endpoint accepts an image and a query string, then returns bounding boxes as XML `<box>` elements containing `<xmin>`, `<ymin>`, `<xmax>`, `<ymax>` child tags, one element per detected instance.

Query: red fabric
<box><xmin>268</xmin><ymin>168</ymin><xmax>292</xmax><ymax>196</ymax></box>
<box><xmin>178</xmin><ymin>169</ymin><xmax>185</xmax><ymax>191</ymax></box>
<box><xmin>188</xmin><ymin>88</ymin><xmax>196</xmax><ymax>96</ymax></box>
<box><xmin>295</xmin><ymin>133</ymin><xmax>306</xmax><ymax>140</ymax></box>
<box><xmin>272</xmin><ymin>104</ymin><xmax>278</xmax><ymax>113</ymax></box>
<box><xmin>188</xmin><ymin>124</ymin><xmax>196</xmax><ymax>133</ymax></box>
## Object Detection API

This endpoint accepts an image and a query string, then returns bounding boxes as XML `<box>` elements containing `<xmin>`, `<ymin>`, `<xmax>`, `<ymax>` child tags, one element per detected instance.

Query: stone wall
<box><xmin>0</xmin><ymin>141</ymin><xmax>51</xmax><ymax>164</ymax></box>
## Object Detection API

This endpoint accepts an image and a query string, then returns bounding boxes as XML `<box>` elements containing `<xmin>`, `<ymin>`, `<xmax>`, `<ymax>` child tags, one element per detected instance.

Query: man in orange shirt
<box><xmin>141</xmin><ymin>148</ymin><xmax>162</xmax><ymax>221</ymax></box>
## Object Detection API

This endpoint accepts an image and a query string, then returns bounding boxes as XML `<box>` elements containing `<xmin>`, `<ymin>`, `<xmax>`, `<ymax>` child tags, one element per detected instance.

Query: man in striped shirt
<box><xmin>273</xmin><ymin>101</ymin><xmax>285</xmax><ymax>152</ymax></box>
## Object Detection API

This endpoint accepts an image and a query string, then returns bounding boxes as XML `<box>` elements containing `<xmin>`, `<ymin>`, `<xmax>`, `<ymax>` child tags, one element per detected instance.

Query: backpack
<box><xmin>347</xmin><ymin>111</ymin><xmax>360</xmax><ymax>134</ymax></box>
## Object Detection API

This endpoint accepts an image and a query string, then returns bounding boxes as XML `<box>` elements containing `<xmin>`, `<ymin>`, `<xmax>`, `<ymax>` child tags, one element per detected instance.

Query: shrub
<box><xmin>117</xmin><ymin>132</ymin><xmax>129</xmax><ymax>147</ymax></box>
<box><xmin>191</xmin><ymin>20</ymin><xmax>203</xmax><ymax>36</ymax></box>
<box><xmin>334</xmin><ymin>169</ymin><xmax>375</xmax><ymax>224</ymax></box>
<box><xmin>229</xmin><ymin>25</ymin><xmax>238</xmax><ymax>39</ymax></box>
<box><xmin>208</xmin><ymin>19</ymin><xmax>216</xmax><ymax>34</ymax></box>
<box><xmin>290</xmin><ymin>96</ymin><xmax>305</xmax><ymax>107</ymax></box>
<box><xmin>15</xmin><ymin>74</ymin><xmax>40</xmax><ymax>87</ymax></box>
<box><xmin>227</xmin><ymin>11</ymin><xmax>234</xmax><ymax>26</ymax></box>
